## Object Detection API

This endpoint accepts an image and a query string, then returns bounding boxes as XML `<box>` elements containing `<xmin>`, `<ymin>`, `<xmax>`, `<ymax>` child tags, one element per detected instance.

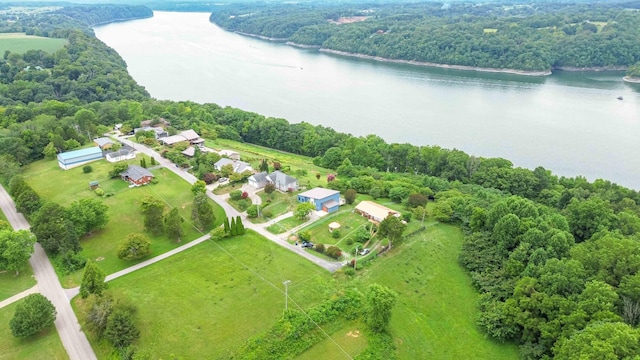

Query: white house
<box><xmin>106</xmin><ymin>148</ymin><xmax>136</xmax><ymax>163</ymax></box>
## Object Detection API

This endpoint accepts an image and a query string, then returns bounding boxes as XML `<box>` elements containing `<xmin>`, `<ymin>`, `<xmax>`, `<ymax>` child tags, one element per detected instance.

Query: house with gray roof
<box><xmin>120</xmin><ymin>165</ymin><xmax>154</xmax><ymax>186</ymax></box>
<box><xmin>93</xmin><ymin>137</ymin><xmax>114</xmax><ymax>150</ymax></box>
<box><xmin>248</xmin><ymin>170</ymin><xmax>298</xmax><ymax>191</ymax></box>
<box><xmin>214</xmin><ymin>158</ymin><xmax>253</xmax><ymax>174</ymax></box>
<box><xmin>297</xmin><ymin>188</ymin><xmax>341</xmax><ymax>213</ymax></box>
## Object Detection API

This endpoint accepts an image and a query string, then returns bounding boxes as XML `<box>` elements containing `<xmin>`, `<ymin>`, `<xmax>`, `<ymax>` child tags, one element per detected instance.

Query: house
<box><xmin>218</xmin><ymin>149</ymin><xmax>240</xmax><ymax>160</ymax></box>
<box><xmin>160</xmin><ymin>129</ymin><xmax>204</xmax><ymax>146</ymax></box>
<box><xmin>248</xmin><ymin>172</ymin><xmax>269</xmax><ymax>188</ymax></box>
<box><xmin>93</xmin><ymin>137</ymin><xmax>114</xmax><ymax>150</ymax></box>
<box><xmin>134</xmin><ymin>126</ymin><xmax>168</xmax><ymax>139</ymax></box>
<box><xmin>248</xmin><ymin>170</ymin><xmax>298</xmax><ymax>191</ymax></box>
<box><xmin>355</xmin><ymin>201</ymin><xmax>400</xmax><ymax>224</ymax></box>
<box><xmin>57</xmin><ymin>147</ymin><xmax>103</xmax><ymax>170</ymax></box>
<box><xmin>106</xmin><ymin>148</ymin><xmax>136</xmax><ymax>163</ymax></box>
<box><xmin>120</xmin><ymin>165</ymin><xmax>154</xmax><ymax>186</ymax></box>
<box><xmin>214</xmin><ymin>158</ymin><xmax>253</xmax><ymax>174</ymax></box>
<box><xmin>297</xmin><ymin>188</ymin><xmax>341</xmax><ymax>213</ymax></box>
<box><xmin>268</xmin><ymin>171</ymin><xmax>298</xmax><ymax>192</ymax></box>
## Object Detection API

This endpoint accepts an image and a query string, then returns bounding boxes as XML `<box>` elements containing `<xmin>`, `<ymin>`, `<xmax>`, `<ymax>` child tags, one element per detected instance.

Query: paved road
<box><xmin>0</xmin><ymin>186</ymin><xmax>97</xmax><ymax>360</ymax></box>
<box><xmin>117</xmin><ymin>138</ymin><xmax>343</xmax><ymax>272</ymax></box>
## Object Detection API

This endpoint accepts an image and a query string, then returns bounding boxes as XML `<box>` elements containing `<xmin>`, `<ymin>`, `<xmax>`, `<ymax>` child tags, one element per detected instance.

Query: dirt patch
<box><xmin>328</xmin><ymin>16</ymin><xmax>369</xmax><ymax>25</ymax></box>
<box><xmin>95</xmin><ymin>256</ymin><xmax>105</xmax><ymax>261</ymax></box>
<box><xmin>346</xmin><ymin>330</ymin><xmax>360</xmax><ymax>338</ymax></box>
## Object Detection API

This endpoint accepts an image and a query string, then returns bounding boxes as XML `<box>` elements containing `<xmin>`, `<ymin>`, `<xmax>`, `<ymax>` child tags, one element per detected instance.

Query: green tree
<box><xmin>191</xmin><ymin>193</ymin><xmax>214</xmax><ymax>230</ymax></box>
<box><xmin>164</xmin><ymin>208</ymin><xmax>184</xmax><ymax>242</ymax></box>
<box><xmin>31</xmin><ymin>202</ymin><xmax>79</xmax><ymax>254</ymax></box>
<box><xmin>264</xmin><ymin>183</ymin><xmax>275</xmax><ymax>194</ymax></box>
<box><xmin>223</xmin><ymin>217</ymin><xmax>231</xmax><ymax>235</ymax></box>
<box><xmin>140</xmin><ymin>196</ymin><xmax>164</xmax><ymax>235</ymax></box>
<box><xmin>378</xmin><ymin>214</ymin><xmax>406</xmax><ymax>249</ymax></box>
<box><xmin>191</xmin><ymin>180</ymin><xmax>206</xmax><ymax>195</ymax></box>
<box><xmin>236</xmin><ymin>216</ymin><xmax>245</xmax><ymax>235</ymax></box>
<box><xmin>230</xmin><ymin>217</ymin><xmax>237</xmax><ymax>236</ymax></box>
<box><xmin>105</xmin><ymin>309</ymin><xmax>139</xmax><ymax>348</ymax></box>
<box><xmin>344</xmin><ymin>189</ymin><xmax>357</xmax><ymax>205</ymax></box>
<box><xmin>117</xmin><ymin>233</ymin><xmax>151</xmax><ymax>261</ymax></box>
<box><xmin>80</xmin><ymin>260</ymin><xmax>107</xmax><ymax>299</ymax></box>
<box><xmin>0</xmin><ymin>229</ymin><xmax>36</xmax><ymax>275</ymax></box>
<box><xmin>553</xmin><ymin>322</ymin><xmax>640</xmax><ymax>360</ymax></box>
<box><xmin>247</xmin><ymin>204</ymin><xmax>258</xmax><ymax>218</ymax></box>
<box><xmin>66</xmin><ymin>198</ymin><xmax>109</xmax><ymax>236</ymax></box>
<box><xmin>364</xmin><ymin>284</ymin><xmax>397</xmax><ymax>333</ymax></box>
<box><xmin>259</xmin><ymin>158</ymin><xmax>269</xmax><ymax>172</ymax></box>
<box><xmin>42</xmin><ymin>142</ymin><xmax>57</xmax><ymax>159</ymax></box>
<box><xmin>10</xmin><ymin>294</ymin><xmax>56</xmax><ymax>338</ymax></box>
<box><xmin>565</xmin><ymin>197</ymin><xmax>616</xmax><ymax>242</ymax></box>
<box><xmin>15</xmin><ymin>188</ymin><xmax>42</xmax><ymax>217</ymax></box>
<box><xmin>294</xmin><ymin>202</ymin><xmax>315</xmax><ymax>220</ymax></box>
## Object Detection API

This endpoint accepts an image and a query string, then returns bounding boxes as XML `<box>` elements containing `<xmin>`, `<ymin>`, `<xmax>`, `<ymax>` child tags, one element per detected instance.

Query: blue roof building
<box><xmin>57</xmin><ymin>147</ymin><xmax>103</xmax><ymax>170</ymax></box>
<box><xmin>297</xmin><ymin>188</ymin><xmax>341</xmax><ymax>213</ymax></box>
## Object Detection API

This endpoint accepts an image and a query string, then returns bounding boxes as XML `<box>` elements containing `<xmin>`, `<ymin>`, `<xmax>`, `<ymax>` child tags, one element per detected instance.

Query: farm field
<box><xmin>74</xmin><ymin>231</ymin><xmax>337</xmax><ymax>359</ymax></box>
<box><xmin>0</xmin><ymin>33</ymin><xmax>67</xmax><ymax>54</ymax></box>
<box><xmin>23</xmin><ymin>158</ymin><xmax>225</xmax><ymax>287</ymax></box>
<box><xmin>0</xmin><ymin>302</ymin><xmax>68</xmax><ymax>360</ymax></box>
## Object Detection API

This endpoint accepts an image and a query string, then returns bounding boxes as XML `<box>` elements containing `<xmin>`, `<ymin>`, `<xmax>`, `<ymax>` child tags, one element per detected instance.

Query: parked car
<box><xmin>218</xmin><ymin>177</ymin><xmax>228</xmax><ymax>183</ymax></box>
<box><xmin>301</xmin><ymin>241</ymin><xmax>314</xmax><ymax>248</ymax></box>
<box><xmin>359</xmin><ymin>248</ymin><xmax>370</xmax><ymax>256</ymax></box>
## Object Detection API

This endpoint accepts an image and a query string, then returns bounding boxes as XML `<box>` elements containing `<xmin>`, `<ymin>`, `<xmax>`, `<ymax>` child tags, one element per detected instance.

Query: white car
<box><xmin>359</xmin><ymin>248</ymin><xmax>370</xmax><ymax>256</ymax></box>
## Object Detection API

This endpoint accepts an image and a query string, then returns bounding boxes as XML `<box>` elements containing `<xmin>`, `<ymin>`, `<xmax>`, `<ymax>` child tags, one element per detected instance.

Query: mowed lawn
<box><xmin>357</xmin><ymin>223</ymin><xmax>519</xmax><ymax>359</ymax></box>
<box><xmin>0</xmin><ymin>268</ymin><xmax>35</xmax><ymax>302</ymax></box>
<box><xmin>23</xmin><ymin>158</ymin><xmax>225</xmax><ymax>287</ymax></box>
<box><xmin>0</xmin><ymin>33</ymin><xmax>67</xmax><ymax>54</ymax></box>
<box><xmin>0</xmin><ymin>302</ymin><xmax>68</xmax><ymax>360</ymax></box>
<box><xmin>75</xmin><ymin>231</ymin><xmax>336</xmax><ymax>359</ymax></box>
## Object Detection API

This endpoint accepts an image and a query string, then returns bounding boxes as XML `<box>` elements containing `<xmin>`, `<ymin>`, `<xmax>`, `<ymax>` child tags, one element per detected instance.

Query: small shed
<box><xmin>89</xmin><ymin>181</ymin><xmax>99</xmax><ymax>190</ymax></box>
<box><xmin>328</xmin><ymin>222</ymin><xmax>341</xmax><ymax>233</ymax></box>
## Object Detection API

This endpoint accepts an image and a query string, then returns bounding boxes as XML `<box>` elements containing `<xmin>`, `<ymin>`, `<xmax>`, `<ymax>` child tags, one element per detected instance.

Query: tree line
<box><xmin>210</xmin><ymin>1</ymin><xmax>640</xmax><ymax>71</ymax></box>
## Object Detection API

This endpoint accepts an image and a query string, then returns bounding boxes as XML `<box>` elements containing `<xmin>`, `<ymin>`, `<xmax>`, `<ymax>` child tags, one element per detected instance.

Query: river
<box><xmin>94</xmin><ymin>11</ymin><xmax>640</xmax><ymax>189</ymax></box>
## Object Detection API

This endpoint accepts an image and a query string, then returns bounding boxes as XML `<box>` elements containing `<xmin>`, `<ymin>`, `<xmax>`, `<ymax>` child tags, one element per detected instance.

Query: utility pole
<box><xmin>283</xmin><ymin>280</ymin><xmax>291</xmax><ymax>312</ymax></box>
<box><xmin>421</xmin><ymin>205</ymin><xmax>426</xmax><ymax>227</ymax></box>
<box><xmin>354</xmin><ymin>246</ymin><xmax>359</xmax><ymax>271</ymax></box>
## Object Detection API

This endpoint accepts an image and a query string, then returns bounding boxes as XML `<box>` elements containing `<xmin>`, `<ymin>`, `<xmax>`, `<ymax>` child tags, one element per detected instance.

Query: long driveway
<box><xmin>117</xmin><ymin>138</ymin><xmax>342</xmax><ymax>272</ymax></box>
<box><xmin>0</xmin><ymin>186</ymin><xmax>97</xmax><ymax>360</ymax></box>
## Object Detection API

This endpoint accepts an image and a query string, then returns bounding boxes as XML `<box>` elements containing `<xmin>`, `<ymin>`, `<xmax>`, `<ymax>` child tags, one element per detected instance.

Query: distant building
<box><xmin>57</xmin><ymin>147</ymin><xmax>103</xmax><ymax>170</ymax></box>
<box><xmin>106</xmin><ymin>148</ymin><xmax>135</xmax><ymax>163</ymax></box>
<box><xmin>134</xmin><ymin>126</ymin><xmax>168</xmax><ymax>139</ymax></box>
<box><xmin>218</xmin><ymin>149</ymin><xmax>240</xmax><ymax>160</ymax></box>
<box><xmin>120</xmin><ymin>165</ymin><xmax>154</xmax><ymax>186</ymax></box>
<box><xmin>214</xmin><ymin>158</ymin><xmax>253</xmax><ymax>174</ymax></box>
<box><xmin>355</xmin><ymin>201</ymin><xmax>400</xmax><ymax>224</ymax></box>
<box><xmin>248</xmin><ymin>171</ymin><xmax>298</xmax><ymax>192</ymax></box>
<box><xmin>93</xmin><ymin>137</ymin><xmax>114</xmax><ymax>150</ymax></box>
<box><xmin>297</xmin><ymin>188</ymin><xmax>341</xmax><ymax>213</ymax></box>
<box><xmin>161</xmin><ymin>129</ymin><xmax>204</xmax><ymax>146</ymax></box>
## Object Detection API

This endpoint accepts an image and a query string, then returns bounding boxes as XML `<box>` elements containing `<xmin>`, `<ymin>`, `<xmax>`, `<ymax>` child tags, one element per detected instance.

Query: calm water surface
<box><xmin>95</xmin><ymin>12</ymin><xmax>640</xmax><ymax>189</ymax></box>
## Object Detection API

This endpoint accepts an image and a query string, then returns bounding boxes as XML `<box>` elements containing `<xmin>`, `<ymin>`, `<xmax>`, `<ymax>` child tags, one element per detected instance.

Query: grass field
<box><xmin>267</xmin><ymin>216</ymin><xmax>307</xmax><ymax>234</ymax></box>
<box><xmin>0</xmin><ymin>268</ymin><xmax>35</xmax><ymax>302</ymax></box>
<box><xmin>252</xmin><ymin>190</ymin><xmax>297</xmax><ymax>223</ymax></box>
<box><xmin>74</xmin><ymin>231</ymin><xmax>337</xmax><ymax>359</ymax></box>
<box><xmin>295</xmin><ymin>321</ymin><xmax>368</xmax><ymax>360</ymax></box>
<box><xmin>0</xmin><ymin>302</ymin><xmax>68</xmax><ymax>360</ymax></box>
<box><xmin>356</xmin><ymin>222</ymin><xmax>519</xmax><ymax>359</ymax></box>
<box><xmin>23</xmin><ymin>158</ymin><xmax>225</xmax><ymax>287</ymax></box>
<box><xmin>0</xmin><ymin>33</ymin><xmax>67</xmax><ymax>54</ymax></box>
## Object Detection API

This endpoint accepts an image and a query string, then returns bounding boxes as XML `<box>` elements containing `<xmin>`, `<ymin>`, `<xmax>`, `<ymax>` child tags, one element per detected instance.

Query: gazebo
<box><xmin>328</xmin><ymin>222</ymin><xmax>341</xmax><ymax>233</ymax></box>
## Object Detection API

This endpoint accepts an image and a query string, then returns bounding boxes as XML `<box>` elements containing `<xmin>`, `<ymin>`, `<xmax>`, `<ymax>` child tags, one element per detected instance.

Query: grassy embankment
<box><xmin>0</xmin><ymin>33</ymin><xmax>67</xmax><ymax>54</ymax></box>
<box><xmin>0</xmin><ymin>302</ymin><xmax>68</xmax><ymax>360</ymax></box>
<box><xmin>23</xmin><ymin>156</ymin><xmax>225</xmax><ymax>288</ymax></box>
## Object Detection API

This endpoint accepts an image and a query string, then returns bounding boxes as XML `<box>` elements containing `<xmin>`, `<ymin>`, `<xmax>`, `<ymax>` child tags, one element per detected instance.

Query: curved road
<box><xmin>0</xmin><ymin>186</ymin><xmax>97</xmax><ymax>360</ymax></box>
<box><xmin>118</xmin><ymin>137</ymin><xmax>343</xmax><ymax>272</ymax></box>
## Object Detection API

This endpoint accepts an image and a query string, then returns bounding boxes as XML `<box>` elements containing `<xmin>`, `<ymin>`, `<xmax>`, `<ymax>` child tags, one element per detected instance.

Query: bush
<box><xmin>326</xmin><ymin>246</ymin><xmax>342</xmax><ymax>259</ymax></box>
<box><xmin>95</xmin><ymin>188</ymin><xmax>105</xmax><ymax>196</ymax></box>
<box><xmin>344</xmin><ymin>267</ymin><xmax>356</xmax><ymax>276</ymax></box>
<box><xmin>236</xmin><ymin>199</ymin><xmax>249</xmax><ymax>211</ymax></box>
<box><xmin>262</xmin><ymin>209</ymin><xmax>273</xmax><ymax>218</ymax></box>
<box><xmin>247</xmin><ymin>204</ymin><xmax>258</xmax><ymax>218</ymax></box>
<box><xmin>346</xmin><ymin>238</ymin><xmax>354</xmax><ymax>245</ymax></box>
<box><xmin>402</xmin><ymin>212</ymin><xmax>412</xmax><ymax>222</ymax></box>
<box><xmin>83</xmin><ymin>165</ymin><xmax>93</xmax><ymax>173</ymax></box>
<box><xmin>10</xmin><ymin>294</ymin><xmax>56</xmax><ymax>338</ymax></box>
<box><xmin>344</xmin><ymin>189</ymin><xmax>357</xmax><ymax>205</ymax></box>
<box><xmin>241</xmin><ymin>191</ymin><xmax>249</xmax><ymax>199</ymax></box>
<box><xmin>203</xmin><ymin>172</ymin><xmax>217</xmax><ymax>184</ymax></box>
<box><xmin>57</xmin><ymin>250</ymin><xmax>87</xmax><ymax>274</ymax></box>
<box><xmin>299</xmin><ymin>231</ymin><xmax>311</xmax><ymax>242</ymax></box>
<box><xmin>264</xmin><ymin>183</ymin><xmax>275</xmax><ymax>194</ymax></box>
<box><xmin>229</xmin><ymin>190</ymin><xmax>243</xmax><ymax>200</ymax></box>
<box><xmin>332</xmin><ymin>229</ymin><xmax>341</xmax><ymax>239</ymax></box>
<box><xmin>117</xmin><ymin>234</ymin><xmax>151</xmax><ymax>261</ymax></box>
<box><xmin>315</xmin><ymin>243</ymin><xmax>326</xmax><ymax>253</ymax></box>
<box><xmin>355</xmin><ymin>227</ymin><xmax>371</xmax><ymax>243</ymax></box>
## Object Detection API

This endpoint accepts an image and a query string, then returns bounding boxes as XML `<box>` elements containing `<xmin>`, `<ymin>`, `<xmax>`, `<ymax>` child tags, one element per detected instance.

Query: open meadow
<box><xmin>0</xmin><ymin>33</ymin><xmax>67</xmax><ymax>54</ymax></box>
<box><xmin>74</xmin><ymin>231</ymin><xmax>338</xmax><ymax>359</ymax></box>
<box><xmin>0</xmin><ymin>302</ymin><xmax>68</xmax><ymax>360</ymax></box>
<box><xmin>23</xmin><ymin>157</ymin><xmax>225</xmax><ymax>287</ymax></box>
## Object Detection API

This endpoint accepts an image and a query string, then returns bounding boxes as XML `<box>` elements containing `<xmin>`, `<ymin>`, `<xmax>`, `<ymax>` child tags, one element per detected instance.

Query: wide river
<box><xmin>95</xmin><ymin>11</ymin><xmax>640</xmax><ymax>189</ymax></box>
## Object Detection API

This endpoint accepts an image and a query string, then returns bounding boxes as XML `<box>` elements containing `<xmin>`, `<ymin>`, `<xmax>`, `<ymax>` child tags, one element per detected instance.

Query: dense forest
<box><xmin>1</xmin><ymin>3</ymin><xmax>640</xmax><ymax>359</ymax></box>
<box><xmin>210</xmin><ymin>1</ymin><xmax>640</xmax><ymax>72</ymax></box>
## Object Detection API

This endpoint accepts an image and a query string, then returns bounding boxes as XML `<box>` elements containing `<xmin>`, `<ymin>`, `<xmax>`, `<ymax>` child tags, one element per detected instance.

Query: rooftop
<box><xmin>298</xmin><ymin>187</ymin><xmax>339</xmax><ymax>200</ymax></box>
<box><xmin>57</xmin><ymin>147</ymin><xmax>102</xmax><ymax>161</ymax></box>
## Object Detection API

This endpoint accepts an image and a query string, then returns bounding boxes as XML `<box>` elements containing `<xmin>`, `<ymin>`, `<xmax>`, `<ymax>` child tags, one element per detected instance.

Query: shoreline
<box><xmin>318</xmin><ymin>49</ymin><xmax>552</xmax><ymax>76</ymax></box>
<box><xmin>623</xmin><ymin>76</ymin><xmax>640</xmax><ymax>84</ymax></box>
<box><xmin>285</xmin><ymin>41</ymin><xmax>321</xmax><ymax>49</ymax></box>
<box><xmin>235</xmin><ymin>31</ymin><xmax>287</xmax><ymax>42</ymax></box>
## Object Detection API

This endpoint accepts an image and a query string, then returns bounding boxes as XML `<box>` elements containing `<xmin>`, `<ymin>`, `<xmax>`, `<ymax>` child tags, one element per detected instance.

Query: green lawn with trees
<box><xmin>0</xmin><ymin>267</ymin><xmax>35</xmax><ymax>302</ymax></box>
<box><xmin>0</xmin><ymin>302</ymin><xmax>68</xmax><ymax>360</ymax></box>
<box><xmin>0</xmin><ymin>33</ymin><xmax>67</xmax><ymax>54</ymax></box>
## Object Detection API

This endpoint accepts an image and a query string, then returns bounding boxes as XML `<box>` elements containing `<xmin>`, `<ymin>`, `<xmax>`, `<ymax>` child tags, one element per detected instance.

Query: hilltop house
<box><xmin>355</xmin><ymin>201</ymin><xmax>400</xmax><ymax>224</ymax></box>
<box><xmin>248</xmin><ymin>171</ymin><xmax>298</xmax><ymax>192</ymax></box>
<box><xmin>160</xmin><ymin>129</ymin><xmax>205</xmax><ymax>146</ymax></box>
<box><xmin>214</xmin><ymin>158</ymin><xmax>253</xmax><ymax>174</ymax></box>
<box><xmin>57</xmin><ymin>147</ymin><xmax>103</xmax><ymax>170</ymax></box>
<box><xmin>297</xmin><ymin>188</ymin><xmax>341</xmax><ymax>213</ymax></box>
<box><xmin>120</xmin><ymin>165</ymin><xmax>154</xmax><ymax>186</ymax></box>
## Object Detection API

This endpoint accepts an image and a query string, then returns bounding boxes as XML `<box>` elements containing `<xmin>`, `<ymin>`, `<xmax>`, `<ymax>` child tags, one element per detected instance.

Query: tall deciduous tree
<box><xmin>364</xmin><ymin>284</ymin><xmax>397</xmax><ymax>333</ymax></box>
<box><xmin>10</xmin><ymin>294</ymin><xmax>56</xmax><ymax>338</ymax></box>
<box><xmin>80</xmin><ymin>260</ymin><xmax>107</xmax><ymax>299</ymax></box>
<box><xmin>31</xmin><ymin>202</ymin><xmax>79</xmax><ymax>254</ymax></box>
<box><xmin>164</xmin><ymin>208</ymin><xmax>184</xmax><ymax>242</ymax></box>
<box><xmin>105</xmin><ymin>309</ymin><xmax>140</xmax><ymax>348</ymax></box>
<box><xmin>191</xmin><ymin>180</ymin><xmax>206</xmax><ymax>195</ymax></box>
<box><xmin>378</xmin><ymin>214</ymin><xmax>406</xmax><ymax>249</ymax></box>
<box><xmin>140</xmin><ymin>196</ymin><xmax>164</xmax><ymax>235</ymax></box>
<box><xmin>344</xmin><ymin>189</ymin><xmax>357</xmax><ymax>205</ymax></box>
<box><xmin>117</xmin><ymin>233</ymin><xmax>151</xmax><ymax>260</ymax></box>
<box><xmin>66</xmin><ymin>198</ymin><xmax>109</xmax><ymax>236</ymax></box>
<box><xmin>0</xmin><ymin>229</ymin><xmax>36</xmax><ymax>275</ymax></box>
<box><xmin>553</xmin><ymin>322</ymin><xmax>640</xmax><ymax>360</ymax></box>
<box><xmin>294</xmin><ymin>202</ymin><xmax>315</xmax><ymax>220</ymax></box>
<box><xmin>191</xmin><ymin>193</ymin><xmax>214</xmax><ymax>231</ymax></box>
